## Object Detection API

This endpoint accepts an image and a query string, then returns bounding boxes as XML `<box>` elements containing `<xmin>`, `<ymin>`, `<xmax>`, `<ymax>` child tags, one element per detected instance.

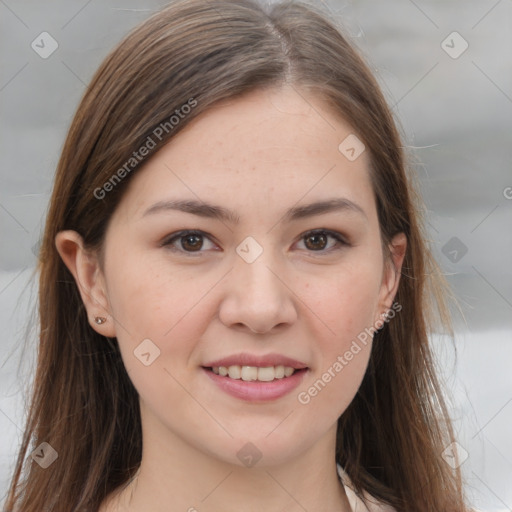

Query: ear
<box><xmin>375</xmin><ymin>232</ymin><xmax>407</xmax><ymax>323</ymax></box>
<box><xmin>55</xmin><ymin>230</ymin><xmax>116</xmax><ymax>337</ymax></box>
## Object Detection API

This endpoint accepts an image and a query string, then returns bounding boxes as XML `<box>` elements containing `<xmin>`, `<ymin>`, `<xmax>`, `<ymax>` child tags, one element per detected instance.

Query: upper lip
<box><xmin>204</xmin><ymin>353</ymin><xmax>308</xmax><ymax>369</ymax></box>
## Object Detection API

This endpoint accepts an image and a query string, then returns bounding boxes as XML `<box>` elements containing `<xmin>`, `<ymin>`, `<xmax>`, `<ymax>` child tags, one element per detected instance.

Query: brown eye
<box><xmin>296</xmin><ymin>229</ymin><xmax>348</xmax><ymax>253</ymax></box>
<box><xmin>304</xmin><ymin>232</ymin><xmax>328</xmax><ymax>251</ymax></box>
<box><xmin>181</xmin><ymin>234</ymin><xmax>203</xmax><ymax>251</ymax></box>
<box><xmin>162</xmin><ymin>230</ymin><xmax>217</xmax><ymax>254</ymax></box>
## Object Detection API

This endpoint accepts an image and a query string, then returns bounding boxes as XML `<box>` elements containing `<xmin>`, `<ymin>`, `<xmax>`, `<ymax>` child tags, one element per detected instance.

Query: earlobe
<box><xmin>55</xmin><ymin>230</ymin><xmax>116</xmax><ymax>337</ymax></box>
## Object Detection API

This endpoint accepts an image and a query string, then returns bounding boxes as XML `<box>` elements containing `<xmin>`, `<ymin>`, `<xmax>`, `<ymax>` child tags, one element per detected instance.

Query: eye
<box><xmin>161</xmin><ymin>230</ymin><xmax>219</xmax><ymax>254</ymax></box>
<box><xmin>295</xmin><ymin>229</ymin><xmax>349</xmax><ymax>252</ymax></box>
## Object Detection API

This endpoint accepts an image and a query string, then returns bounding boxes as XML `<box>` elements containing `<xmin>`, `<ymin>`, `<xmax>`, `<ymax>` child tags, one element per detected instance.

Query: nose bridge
<box><xmin>218</xmin><ymin>240</ymin><xmax>297</xmax><ymax>332</ymax></box>
<box><xmin>234</xmin><ymin>241</ymin><xmax>284</xmax><ymax>302</ymax></box>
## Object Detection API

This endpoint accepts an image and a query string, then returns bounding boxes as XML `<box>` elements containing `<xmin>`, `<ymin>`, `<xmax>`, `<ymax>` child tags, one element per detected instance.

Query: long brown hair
<box><xmin>5</xmin><ymin>0</ymin><xmax>468</xmax><ymax>510</ymax></box>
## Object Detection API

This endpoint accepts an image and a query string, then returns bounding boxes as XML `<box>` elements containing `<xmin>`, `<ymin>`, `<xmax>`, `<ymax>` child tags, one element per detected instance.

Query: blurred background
<box><xmin>1</xmin><ymin>0</ymin><xmax>511</xmax><ymax>510</ymax></box>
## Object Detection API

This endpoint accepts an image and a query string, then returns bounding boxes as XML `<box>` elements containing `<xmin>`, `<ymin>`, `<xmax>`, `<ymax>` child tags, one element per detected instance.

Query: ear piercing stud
<box><xmin>94</xmin><ymin>316</ymin><xmax>107</xmax><ymax>325</ymax></box>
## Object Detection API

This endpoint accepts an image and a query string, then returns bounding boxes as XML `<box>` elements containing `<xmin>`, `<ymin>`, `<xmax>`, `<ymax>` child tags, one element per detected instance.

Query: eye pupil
<box><xmin>305</xmin><ymin>233</ymin><xmax>327</xmax><ymax>251</ymax></box>
<box><xmin>182</xmin><ymin>234</ymin><xmax>203</xmax><ymax>251</ymax></box>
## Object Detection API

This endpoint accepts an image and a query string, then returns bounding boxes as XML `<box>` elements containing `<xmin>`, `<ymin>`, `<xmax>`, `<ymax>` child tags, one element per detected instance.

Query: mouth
<box><xmin>205</xmin><ymin>365</ymin><xmax>304</xmax><ymax>382</ymax></box>
<box><xmin>201</xmin><ymin>354</ymin><xmax>309</xmax><ymax>402</ymax></box>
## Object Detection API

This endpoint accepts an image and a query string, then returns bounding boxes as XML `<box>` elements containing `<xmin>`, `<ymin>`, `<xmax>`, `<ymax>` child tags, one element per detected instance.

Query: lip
<box><xmin>202</xmin><ymin>366</ymin><xmax>308</xmax><ymax>402</ymax></box>
<box><xmin>203</xmin><ymin>353</ymin><xmax>308</xmax><ymax>370</ymax></box>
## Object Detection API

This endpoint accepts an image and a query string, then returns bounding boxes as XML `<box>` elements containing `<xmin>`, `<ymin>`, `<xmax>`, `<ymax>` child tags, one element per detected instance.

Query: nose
<box><xmin>218</xmin><ymin>252</ymin><xmax>298</xmax><ymax>335</ymax></box>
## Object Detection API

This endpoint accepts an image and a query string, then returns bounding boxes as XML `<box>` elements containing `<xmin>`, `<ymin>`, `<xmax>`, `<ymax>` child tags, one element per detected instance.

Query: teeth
<box><xmin>256</xmin><ymin>366</ymin><xmax>275</xmax><ymax>382</ymax></box>
<box><xmin>241</xmin><ymin>366</ymin><xmax>258</xmax><ymax>381</ymax></box>
<box><xmin>211</xmin><ymin>365</ymin><xmax>298</xmax><ymax>381</ymax></box>
<box><xmin>284</xmin><ymin>366</ymin><xmax>294</xmax><ymax>377</ymax></box>
<box><xmin>228</xmin><ymin>365</ymin><xmax>241</xmax><ymax>379</ymax></box>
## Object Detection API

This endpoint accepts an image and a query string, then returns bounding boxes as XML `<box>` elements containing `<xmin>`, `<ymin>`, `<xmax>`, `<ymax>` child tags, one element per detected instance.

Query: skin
<box><xmin>56</xmin><ymin>86</ymin><xmax>406</xmax><ymax>512</ymax></box>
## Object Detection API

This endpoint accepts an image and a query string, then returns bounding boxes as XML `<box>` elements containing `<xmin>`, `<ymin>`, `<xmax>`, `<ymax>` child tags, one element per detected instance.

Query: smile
<box><xmin>203</xmin><ymin>367</ymin><xmax>308</xmax><ymax>401</ymax></box>
<box><xmin>210</xmin><ymin>365</ymin><xmax>296</xmax><ymax>381</ymax></box>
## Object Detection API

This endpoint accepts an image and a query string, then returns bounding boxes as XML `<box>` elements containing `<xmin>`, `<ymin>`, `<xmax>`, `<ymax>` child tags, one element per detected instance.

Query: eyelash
<box><xmin>161</xmin><ymin>229</ymin><xmax>350</xmax><ymax>255</ymax></box>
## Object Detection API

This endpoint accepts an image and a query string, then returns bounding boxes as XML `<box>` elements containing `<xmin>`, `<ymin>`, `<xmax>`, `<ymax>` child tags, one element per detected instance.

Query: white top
<box><xmin>337</xmin><ymin>464</ymin><xmax>396</xmax><ymax>512</ymax></box>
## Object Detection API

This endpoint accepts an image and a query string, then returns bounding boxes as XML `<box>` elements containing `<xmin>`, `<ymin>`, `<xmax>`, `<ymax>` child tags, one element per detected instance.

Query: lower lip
<box><xmin>202</xmin><ymin>367</ymin><xmax>308</xmax><ymax>402</ymax></box>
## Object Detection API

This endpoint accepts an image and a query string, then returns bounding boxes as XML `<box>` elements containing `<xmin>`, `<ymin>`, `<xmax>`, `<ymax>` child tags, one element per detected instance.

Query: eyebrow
<box><xmin>142</xmin><ymin>197</ymin><xmax>367</xmax><ymax>223</ymax></box>
<box><xmin>283</xmin><ymin>198</ymin><xmax>367</xmax><ymax>222</ymax></box>
<box><xmin>143</xmin><ymin>199</ymin><xmax>240</xmax><ymax>223</ymax></box>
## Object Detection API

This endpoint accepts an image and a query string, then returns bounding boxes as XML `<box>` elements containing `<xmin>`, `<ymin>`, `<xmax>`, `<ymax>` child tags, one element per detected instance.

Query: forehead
<box><xmin>114</xmin><ymin>86</ymin><xmax>376</xmax><ymax>223</ymax></box>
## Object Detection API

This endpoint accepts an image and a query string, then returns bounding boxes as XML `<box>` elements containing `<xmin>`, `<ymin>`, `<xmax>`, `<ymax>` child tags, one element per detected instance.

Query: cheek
<box><xmin>103</xmin><ymin>251</ymin><xmax>214</xmax><ymax>379</ymax></box>
<box><xmin>105</xmin><ymin>250</ymin><xmax>207</xmax><ymax>336</ymax></box>
<box><xmin>104</xmin><ymin>260</ymin><xmax>208</xmax><ymax>415</ymax></box>
<box><xmin>300</xmin><ymin>259</ymin><xmax>383</xmax><ymax>347</ymax></box>
<box><xmin>293</xmin><ymin>259</ymin><xmax>381</xmax><ymax>413</ymax></box>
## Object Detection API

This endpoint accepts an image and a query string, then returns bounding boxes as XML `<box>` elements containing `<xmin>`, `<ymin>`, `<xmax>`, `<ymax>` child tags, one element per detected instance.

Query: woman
<box><xmin>5</xmin><ymin>0</ymin><xmax>470</xmax><ymax>510</ymax></box>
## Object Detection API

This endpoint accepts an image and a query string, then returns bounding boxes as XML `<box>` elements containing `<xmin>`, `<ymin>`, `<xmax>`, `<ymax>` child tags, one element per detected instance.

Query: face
<box><xmin>81</xmin><ymin>86</ymin><xmax>404</xmax><ymax>467</ymax></box>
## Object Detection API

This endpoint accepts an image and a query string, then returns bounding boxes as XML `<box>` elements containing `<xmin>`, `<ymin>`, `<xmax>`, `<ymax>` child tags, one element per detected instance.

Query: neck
<box><xmin>101</xmin><ymin>409</ymin><xmax>352</xmax><ymax>512</ymax></box>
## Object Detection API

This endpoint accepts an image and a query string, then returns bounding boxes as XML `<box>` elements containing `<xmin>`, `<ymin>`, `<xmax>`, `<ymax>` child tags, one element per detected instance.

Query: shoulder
<box><xmin>337</xmin><ymin>464</ymin><xmax>396</xmax><ymax>512</ymax></box>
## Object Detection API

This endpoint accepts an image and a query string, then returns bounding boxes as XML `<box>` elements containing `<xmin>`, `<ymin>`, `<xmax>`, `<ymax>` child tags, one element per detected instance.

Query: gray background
<box><xmin>1</xmin><ymin>0</ymin><xmax>511</xmax><ymax>510</ymax></box>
